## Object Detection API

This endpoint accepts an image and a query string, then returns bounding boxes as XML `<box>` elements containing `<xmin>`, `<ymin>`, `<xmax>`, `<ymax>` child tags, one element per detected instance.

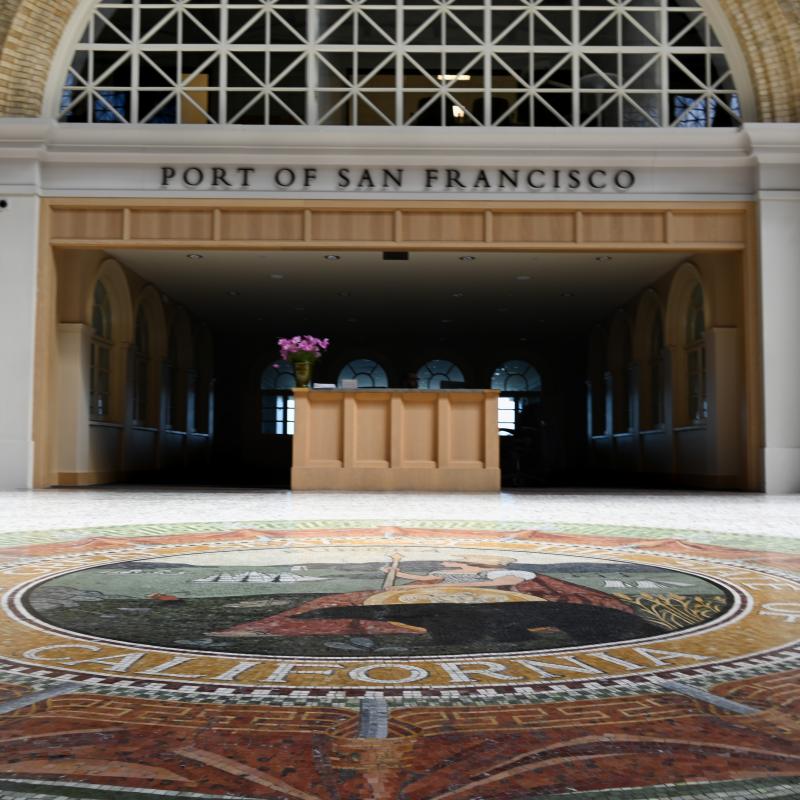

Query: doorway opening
<box><xmin>49</xmin><ymin>245</ymin><xmax>748</xmax><ymax>490</ymax></box>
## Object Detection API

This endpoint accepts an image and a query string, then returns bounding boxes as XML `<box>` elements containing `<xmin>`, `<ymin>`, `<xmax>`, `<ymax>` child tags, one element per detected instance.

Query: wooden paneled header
<box><xmin>45</xmin><ymin>199</ymin><xmax>750</xmax><ymax>252</ymax></box>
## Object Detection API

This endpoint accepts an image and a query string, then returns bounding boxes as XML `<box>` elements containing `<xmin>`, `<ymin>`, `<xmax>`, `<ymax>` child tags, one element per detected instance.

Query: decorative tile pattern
<box><xmin>0</xmin><ymin>513</ymin><xmax>798</xmax><ymax>799</ymax></box>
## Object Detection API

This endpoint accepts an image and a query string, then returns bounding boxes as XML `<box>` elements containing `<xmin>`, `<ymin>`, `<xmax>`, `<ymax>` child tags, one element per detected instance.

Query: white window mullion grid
<box><xmin>62</xmin><ymin>0</ymin><xmax>744</xmax><ymax>128</ymax></box>
<box><xmin>130</xmin><ymin>1</ymin><xmax>140</xmax><ymax>122</ymax></box>
<box><xmin>265</xmin><ymin>9</ymin><xmax>272</xmax><ymax>125</ymax></box>
<box><xmin>660</xmin><ymin>0</ymin><xmax>669</xmax><ymax>127</ymax></box>
<box><xmin>87</xmin><ymin>34</ymin><xmax>96</xmax><ymax>123</ymax></box>
<box><xmin>177</xmin><ymin>5</ymin><xmax>184</xmax><ymax>123</ymax></box>
<box><xmin>307</xmin><ymin>0</ymin><xmax>319</xmax><ymax>125</ymax></box>
<box><xmin>218</xmin><ymin>0</ymin><xmax>229</xmax><ymax>124</ymax></box>
<box><xmin>395</xmin><ymin>2</ymin><xmax>403</xmax><ymax>126</ymax></box>
<box><xmin>615</xmin><ymin>8</ymin><xmax>622</xmax><ymax>126</ymax></box>
<box><xmin>483</xmin><ymin>0</ymin><xmax>490</xmax><ymax>127</ymax></box>
<box><xmin>571</xmin><ymin>0</ymin><xmax>579</xmax><ymax>127</ymax></box>
<box><xmin>352</xmin><ymin>11</ymin><xmax>359</xmax><ymax>126</ymax></box>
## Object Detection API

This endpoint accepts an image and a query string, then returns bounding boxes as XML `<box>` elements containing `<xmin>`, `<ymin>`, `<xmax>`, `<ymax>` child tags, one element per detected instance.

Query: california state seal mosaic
<box><xmin>1</xmin><ymin>522</ymin><xmax>798</xmax><ymax>701</ymax></box>
<box><xmin>2</xmin><ymin>519</ymin><xmax>800</xmax><ymax>799</ymax></box>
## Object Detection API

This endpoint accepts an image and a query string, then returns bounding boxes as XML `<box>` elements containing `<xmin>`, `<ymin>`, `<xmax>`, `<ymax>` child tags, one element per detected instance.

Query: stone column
<box><xmin>0</xmin><ymin>159</ymin><xmax>39</xmax><ymax>488</ymax></box>
<box><xmin>748</xmin><ymin>124</ymin><xmax>800</xmax><ymax>493</ymax></box>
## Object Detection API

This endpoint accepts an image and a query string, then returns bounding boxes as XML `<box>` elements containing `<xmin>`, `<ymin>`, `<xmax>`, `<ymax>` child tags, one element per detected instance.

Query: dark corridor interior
<box><xmin>107</xmin><ymin>248</ymin><xmax>694</xmax><ymax>489</ymax></box>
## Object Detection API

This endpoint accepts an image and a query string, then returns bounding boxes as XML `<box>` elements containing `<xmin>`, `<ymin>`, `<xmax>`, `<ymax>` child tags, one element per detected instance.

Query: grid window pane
<box><xmin>417</xmin><ymin>359</ymin><xmax>465</xmax><ymax>389</ymax></box>
<box><xmin>338</xmin><ymin>358</ymin><xmax>389</xmax><ymax>388</ymax></box>
<box><xmin>61</xmin><ymin>0</ymin><xmax>743</xmax><ymax>127</ymax></box>
<box><xmin>261</xmin><ymin>363</ymin><xmax>297</xmax><ymax>434</ymax></box>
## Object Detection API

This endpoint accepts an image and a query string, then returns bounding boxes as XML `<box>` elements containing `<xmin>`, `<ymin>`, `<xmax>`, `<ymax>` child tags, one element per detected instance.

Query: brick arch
<box><xmin>0</xmin><ymin>0</ymin><xmax>798</xmax><ymax>121</ymax></box>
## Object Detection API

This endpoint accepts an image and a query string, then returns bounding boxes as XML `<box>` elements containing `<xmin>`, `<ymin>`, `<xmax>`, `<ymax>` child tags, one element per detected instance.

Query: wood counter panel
<box><xmin>292</xmin><ymin>389</ymin><xmax>500</xmax><ymax>491</ymax></box>
<box><xmin>219</xmin><ymin>210</ymin><xmax>304</xmax><ymax>241</ymax></box>
<box><xmin>354</xmin><ymin>395</ymin><xmax>390</xmax><ymax>466</ymax></box>
<box><xmin>129</xmin><ymin>209</ymin><xmax>214</xmax><ymax>241</ymax></box>
<box><xmin>46</xmin><ymin>200</ymin><xmax>749</xmax><ymax>252</ymax></box>
<box><xmin>307</xmin><ymin>397</ymin><xmax>343</xmax><ymax>466</ymax></box>
<box><xmin>401</xmin><ymin>396</ymin><xmax>437</xmax><ymax>464</ymax></box>
<box><xmin>311</xmin><ymin>211</ymin><xmax>395</xmax><ymax>242</ymax></box>
<box><xmin>50</xmin><ymin>208</ymin><xmax>124</xmax><ymax>240</ymax></box>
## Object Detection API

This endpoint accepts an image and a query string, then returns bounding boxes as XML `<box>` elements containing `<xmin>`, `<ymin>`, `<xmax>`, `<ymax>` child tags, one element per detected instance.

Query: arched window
<box><xmin>491</xmin><ymin>360</ymin><xmax>542</xmax><ymax>435</ymax></box>
<box><xmin>338</xmin><ymin>359</ymin><xmax>389</xmax><ymax>388</ymax></box>
<box><xmin>165</xmin><ymin>327</ymin><xmax>180</xmax><ymax>430</ymax></box>
<box><xmin>417</xmin><ymin>360</ymin><xmax>465</xmax><ymax>389</ymax></box>
<box><xmin>89</xmin><ymin>281</ymin><xmax>112</xmax><ymax>419</ymax></box>
<box><xmin>613</xmin><ymin>324</ymin><xmax>633</xmax><ymax>434</ymax></box>
<box><xmin>649</xmin><ymin>310</ymin><xmax>666</xmax><ymax>428</ymax></box>
<box><xmin>59</xmin><ymin>0</ymin><xmax>744</xmax><ymax>127</ymax></box>
<box><xmin>686</xmin><ymin>283</ymin><xmax>707</xmax><ymax>423</ymax></box>
<box><xmin>261</xmin><ymin>362</ymin><xmax>296</xmax><ymax>435</ymax></box>
<box><xmin>490</xmin><ymin>360</ymin><xmax>541</xmax><ymax>393</ymax></box>
<box><xmin>133</xmin><ymin>308</ymin><xmax>150</xmax><ymax>426</ymax></box>
<box><xmin>588</xmin><ymin>329</ymin><xmax>607</xmax><ymax>437</ymax></box>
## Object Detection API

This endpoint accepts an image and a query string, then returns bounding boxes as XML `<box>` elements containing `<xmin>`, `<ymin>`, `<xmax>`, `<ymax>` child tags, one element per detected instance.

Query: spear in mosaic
<box><xmin>382</xmin><ymin>552</ymin><xmax>403</xmax><ymax>589</ymax></box>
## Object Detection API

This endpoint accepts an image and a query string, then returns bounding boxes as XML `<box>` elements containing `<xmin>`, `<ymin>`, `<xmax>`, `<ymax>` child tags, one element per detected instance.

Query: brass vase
<box><xmin>292</xmin><ymin>358</ymin><xmax>315</xmax><ymax>388</ymax></box>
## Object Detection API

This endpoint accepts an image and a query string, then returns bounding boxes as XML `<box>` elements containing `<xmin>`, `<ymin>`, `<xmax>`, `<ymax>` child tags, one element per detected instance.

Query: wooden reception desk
<box><xmin>291</xmin><ymin>388</ymin><xmax>500</xmax><ymax>491</ymax></box>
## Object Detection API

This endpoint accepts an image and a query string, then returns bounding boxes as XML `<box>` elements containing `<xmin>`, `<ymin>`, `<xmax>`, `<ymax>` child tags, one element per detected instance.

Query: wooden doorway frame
<box><xmin>33</xmin><ymin>197</ymin><xmax>762</xmax><ymax>489</ymax></box>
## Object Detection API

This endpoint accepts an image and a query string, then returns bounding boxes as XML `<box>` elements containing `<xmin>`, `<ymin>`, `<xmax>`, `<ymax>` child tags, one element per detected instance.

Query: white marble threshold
<box><xmin>0</xmin><ymin>487</ymin><xmax>797</xmax><ymax>537</ymax></box>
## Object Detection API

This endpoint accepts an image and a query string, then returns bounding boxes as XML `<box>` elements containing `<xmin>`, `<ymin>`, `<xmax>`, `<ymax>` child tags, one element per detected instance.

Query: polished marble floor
<box><xmin>0</xmin><ymin>488</ymin><xmax>798</xmax><ymax>800</ymax></box>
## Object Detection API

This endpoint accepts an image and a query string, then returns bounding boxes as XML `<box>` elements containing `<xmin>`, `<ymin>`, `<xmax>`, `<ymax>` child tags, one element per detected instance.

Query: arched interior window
<box><xmin>261</xmin><ymin>362</ymin><xmax>296</xmax><ymax>435</ymax></box>
<box><xmin>193</xmin><ymin>328</ymin><xmax>212</xmax><ymax>435</ymax></box>
<box><xmin>491</xmin><ymin>359</ymin><xmax>542</xmax><ymax>435</ymax></box>
<box><xmin>89</xmin><ymin>281</ymin><xmax>112</xmax><ymax>419</ymax></box>
<box><xmin>165</xmin><ymin>327</ymin><xmax>181</xmax><ymax>430</ymax></box>
<box><xmin>686</xmin><ymin>283</ymin><xmax>707</xmax><ymax>423</ymax></box>
<box><xmin>59</xmin><ymin>0</ymin><xmax>743</xmax><ymax>127</ymax></box>
<box><xmin>613</xmin><ymin>324</ymin><xmax>633</xmax><ymax>434</ymax></box>
<box><xmin>649</xmin><ymin>309</ymin><xmax>665</xmax><ymax>428</ymax></box>
<box><xmin>338</xmin><ymin>358</ymin><xmax>389</xmax><ymax>388</ymax></box>
<box><xmin>490</xmin><ymin>360</ymin><xmax>541</xmax><ymax>392</ymax></box>
<box><xmin>417</xmin><ymin>359</ymin><xmax>465</xmax><ymax>389</ymax></box>
<box><xmin>588</xmin><ymin>331</ymin><xmax>607</xmax><ymax>437</ymax></box>
<box><xmin>133</xmin><ymin>308</ymin><xmax>150</xmax><ymax>426</ymax></box>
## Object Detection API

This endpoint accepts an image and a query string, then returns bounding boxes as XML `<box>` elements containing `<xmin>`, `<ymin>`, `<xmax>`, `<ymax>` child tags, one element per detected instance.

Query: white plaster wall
<box><xmin>0</xmin><ymin>178</ymin><xmax>39</xmax><ymax>489</ymax></box>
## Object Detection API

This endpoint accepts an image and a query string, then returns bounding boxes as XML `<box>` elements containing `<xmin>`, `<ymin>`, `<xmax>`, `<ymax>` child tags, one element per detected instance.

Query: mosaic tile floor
<box><xmin>0</xmin><ymin>489</ymin><xmax>798</xmax><ymax>800</ymax></box>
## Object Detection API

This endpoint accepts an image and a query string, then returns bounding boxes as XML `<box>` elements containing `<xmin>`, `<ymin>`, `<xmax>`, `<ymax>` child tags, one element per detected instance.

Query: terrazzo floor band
<box><xmin>0</xmin><ymin>488</ymin><xmax>798</xmax><ymax>800</ymax></box>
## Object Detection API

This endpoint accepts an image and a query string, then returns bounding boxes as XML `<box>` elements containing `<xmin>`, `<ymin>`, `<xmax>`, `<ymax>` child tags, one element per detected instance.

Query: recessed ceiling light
<box><xmin>324</xmin><ymin>254</ymin><xmax>341</xmax><ymax>261</ymax></box>
<box><xmin>516</xmin><ymin>275</ymin><xmax>531</xmax><ymax>281</ymax></box>
<box><xmin>459</xmin><ymin>256</ymin><xmax>476</xmax><ymax>262</ymax></box>
<box><xmin>595</xmin><ymin>255</ymin><xmax>612</xmax><ymax>262</ymax></box>
<box><xmin>270</xmin><ymin>273</ymin><xmax>284</xmax><ymax>280</ymax></box>
<box><xmin>227</xmin><ymin>290</ymin><xmax>240</xmax><ymax>296</ymax></box>
<box><xmin>186</xmin><ymin>253</ymin><xmax>203</xmax><ymax>260</ymax></box>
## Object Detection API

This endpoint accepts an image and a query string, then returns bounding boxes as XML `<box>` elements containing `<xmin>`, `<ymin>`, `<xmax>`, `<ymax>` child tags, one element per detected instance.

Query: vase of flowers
<box><xmin>278</xmin><ymin>335</ymin><xmax>330</xmax><ymax>388</ymax></box>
